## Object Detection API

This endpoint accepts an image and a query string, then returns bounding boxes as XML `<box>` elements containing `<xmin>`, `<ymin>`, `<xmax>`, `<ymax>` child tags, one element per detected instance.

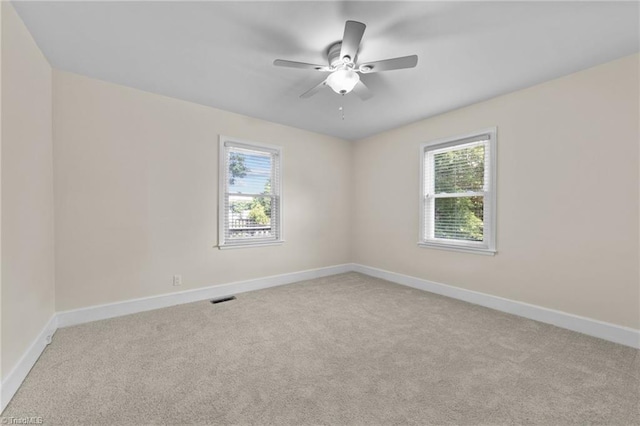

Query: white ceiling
<box><xmin>13</xmin><ymin>1</ymin><xmax>639</xmax><ymax>141</ymax></box>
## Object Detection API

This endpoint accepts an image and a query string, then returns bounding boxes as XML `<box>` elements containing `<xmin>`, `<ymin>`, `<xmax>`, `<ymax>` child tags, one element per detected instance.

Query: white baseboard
<box><xmin>57</xmin><ymin>264</ymin><xmax>352</xmax><ymax>328</ymax></box>
<box><xmin>1</xmin><ymin>314</ymin><xmax>58</xmax><ymax>413</ymax></box>
<box><xmin>352</xmin><ymin>263</ymin><xmax>640</xmax><ymax>349</ymax></box>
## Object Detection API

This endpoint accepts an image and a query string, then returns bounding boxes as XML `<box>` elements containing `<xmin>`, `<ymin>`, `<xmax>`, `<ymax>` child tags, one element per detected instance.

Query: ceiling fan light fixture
<box><xmin>326</xmin><ymin>69</ymin><xmax>360</xmax><ymax>94</ymax></box>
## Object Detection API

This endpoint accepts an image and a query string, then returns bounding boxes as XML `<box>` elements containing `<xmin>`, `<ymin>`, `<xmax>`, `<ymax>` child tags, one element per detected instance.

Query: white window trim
<box><xmin>218</xmin><ymin>135</ymin><xmax>284</xmax><ymax>249</ymax></box>
<box><xmin>418</xmin><ymin>127</ymin><xmax>497</xmax><ymax>255</ymax></box>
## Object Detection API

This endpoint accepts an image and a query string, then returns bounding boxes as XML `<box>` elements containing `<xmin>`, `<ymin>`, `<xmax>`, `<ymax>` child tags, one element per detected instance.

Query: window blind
<box><xmin>424</xmin><ymin>138</ymin><xmax>491</xmax><ymax>243</ymax></box>
<box><xmin>222</xmin><ymin>141</ymin><xmax>281</xmax><ymax>245</ymax></box>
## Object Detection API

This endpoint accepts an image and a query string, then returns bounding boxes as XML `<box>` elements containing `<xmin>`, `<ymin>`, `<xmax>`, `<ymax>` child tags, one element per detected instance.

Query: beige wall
<box><xmin>1</xmin><ymin>2</ymin><xmax>55</xmax><ymax>380</ymax></box>
<box><xmin>50</xmin><ymin>54</ymin><xmax>640</xmax><ymax>329</ymax></box>
<box><xmin>53</xmin><ymin>70</ymin><xmax>351</xmax><ymax>311</ymax></box>
<box><xmin>353</xmin><ymin>54</ymin><xmax>640</xmax><ymax>329</ymax></box>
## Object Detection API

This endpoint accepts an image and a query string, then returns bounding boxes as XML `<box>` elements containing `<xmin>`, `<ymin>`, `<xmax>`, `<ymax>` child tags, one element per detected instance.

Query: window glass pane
<box><xmin>220</xmin><ymin>140</ymin><xmax>282</xmax><ymax>247</ymax></box>
<box><xmin>434</xmin><ymin>144</ymin><xmax>485</xmax><ymax>193</ymax></box>
<box><xmin>434</xmin><ymin>196</ymin><xmax>484</xmax><ymax>241</ymax></box>
<box><xmin>227</xmin><ymin>148</ymin><xmax>273</xmax><ymax>195</ymax></box>
<box><xmin>226</xmin><ymin>194</ymin><xmax>276</xmax><ymax>240</ymax></box>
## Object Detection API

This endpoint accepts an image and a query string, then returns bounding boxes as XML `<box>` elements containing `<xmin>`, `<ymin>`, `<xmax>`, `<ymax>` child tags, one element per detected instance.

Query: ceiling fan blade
<box><xmin>300</xmin><ymin>79</ymin><xmax>327</xmax><ymax>99</ymax></box>
<box><xmin>274</xmin><ymin>59</ymin><xmax>330</xmax><ymax>71</ymax></box>
<box><xmin>339</xmin><ymin>20</ymin><xmax>366</xmax><ymax>63</ymax></box>
<box><xmin>359</xmin><ymin>55</ymin><xmax>418</xmax><ymax>73</ymax></box>
<box><xmin>352</xmin><ymin>80</ymin><xmax>373</xmax><ymax>101</ymax></box>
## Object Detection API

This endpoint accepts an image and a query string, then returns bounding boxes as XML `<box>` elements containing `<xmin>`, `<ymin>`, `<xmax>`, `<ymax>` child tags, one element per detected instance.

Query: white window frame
<box><xmin>218</xmin><ymin>136</ymin><xmax>283</xmax><ymax>249</ymax></box>
<box><xmin>418</xmin><ymin>128</ymin><xmax>497</xmax><ymax>255</ymax></box>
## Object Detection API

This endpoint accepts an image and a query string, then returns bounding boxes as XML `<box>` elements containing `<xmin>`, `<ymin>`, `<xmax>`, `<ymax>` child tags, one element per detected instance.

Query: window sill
<box><xmin>218</xmin><ymin>240</ymin><xmax>284</xmax><ymax>250</ymax></box>
<box><xmin>417</xmin><ymin>242</ymin><xmax>496</xmax><ymax>256</ymax></box>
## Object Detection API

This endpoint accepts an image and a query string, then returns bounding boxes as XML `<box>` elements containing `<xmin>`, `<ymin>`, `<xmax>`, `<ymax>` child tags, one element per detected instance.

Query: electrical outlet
<box><xmin>173</xmin><ymin>275</ymin><xmax>182</xmax><ymax>286</ymax></box>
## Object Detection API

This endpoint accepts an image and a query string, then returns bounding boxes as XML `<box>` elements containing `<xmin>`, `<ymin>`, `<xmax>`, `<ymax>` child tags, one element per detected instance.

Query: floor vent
<box><xmin>211</xmin><ymin>296</ymin><xmax>236</xmax><ymax>304</ymax></box>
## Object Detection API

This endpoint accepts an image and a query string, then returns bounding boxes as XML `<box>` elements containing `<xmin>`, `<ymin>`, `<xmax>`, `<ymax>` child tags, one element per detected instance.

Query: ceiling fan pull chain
<box><xmin>339</xmin><ymin>104</ymin><xmax>344</xmax><ymax>121</ymax></box>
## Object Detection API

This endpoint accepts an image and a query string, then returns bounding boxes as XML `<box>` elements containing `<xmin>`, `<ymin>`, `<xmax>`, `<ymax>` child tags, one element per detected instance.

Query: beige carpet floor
<box><xmin>3</xmin><ymin>272</ymin><xmax>639</xmax><ymax>425</ymax></box>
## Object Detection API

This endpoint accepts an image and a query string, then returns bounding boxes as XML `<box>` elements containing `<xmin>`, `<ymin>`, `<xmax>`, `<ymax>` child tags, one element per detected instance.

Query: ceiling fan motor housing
<box><xmin>328</xmin><ymin>42</ymin><xmax>353</xmax><ymax>67</ymax></box>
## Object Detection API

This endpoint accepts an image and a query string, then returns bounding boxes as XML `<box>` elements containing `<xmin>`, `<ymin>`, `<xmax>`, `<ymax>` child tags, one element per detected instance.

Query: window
<box><xmin>218</xmin><ymin>136</ymin><xmax>282</xmax><ymax>249</ymax></box>
<box><xmin>419</xmin><ymin>128</ymin><xmax>496</xmax><ymax>254</ymax></box>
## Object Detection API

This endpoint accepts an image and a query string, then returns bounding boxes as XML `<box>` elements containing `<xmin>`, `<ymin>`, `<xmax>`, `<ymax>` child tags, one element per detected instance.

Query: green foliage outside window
<box><xmin>228</xmin><ymin>152</ymin><xmax>248</xmax><ymax>185</ymax></box>
<box><xmin>433</xmin><ymin>145</ymin><xmax>485</xmax><ymax>241</ymax></box>
<box><xmin>229</xmin><ymin>178</ymin><xmax>273</xmax><ymax>226</ymax></box>
<box><xmin>230</xmin><ymin>201</ymin><xmax>250</xmax><ymax>213</ymax></box>
<box><xmin>248</xmin><ymin>203</ymin><xmax>270</xmax><ymax>225</ymax></box>
<box><xmin>254</xmin><ymin>179</ymin><xmax>272</xmax><ymax>217</ymax></box>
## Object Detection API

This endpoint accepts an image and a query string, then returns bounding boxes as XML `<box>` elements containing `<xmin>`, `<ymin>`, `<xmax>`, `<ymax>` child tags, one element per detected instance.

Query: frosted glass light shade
<box><xmin>326</xmin><ymin>69</ymin><xmax>360</xmax><ymax>94</ymax></box>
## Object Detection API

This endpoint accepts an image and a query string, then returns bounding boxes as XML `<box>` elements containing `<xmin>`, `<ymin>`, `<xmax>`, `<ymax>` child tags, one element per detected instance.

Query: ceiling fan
<box><xmin>274</xmin><ymin>20</ymin><xmax>418</xmax><ymax>100</ymax></box>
